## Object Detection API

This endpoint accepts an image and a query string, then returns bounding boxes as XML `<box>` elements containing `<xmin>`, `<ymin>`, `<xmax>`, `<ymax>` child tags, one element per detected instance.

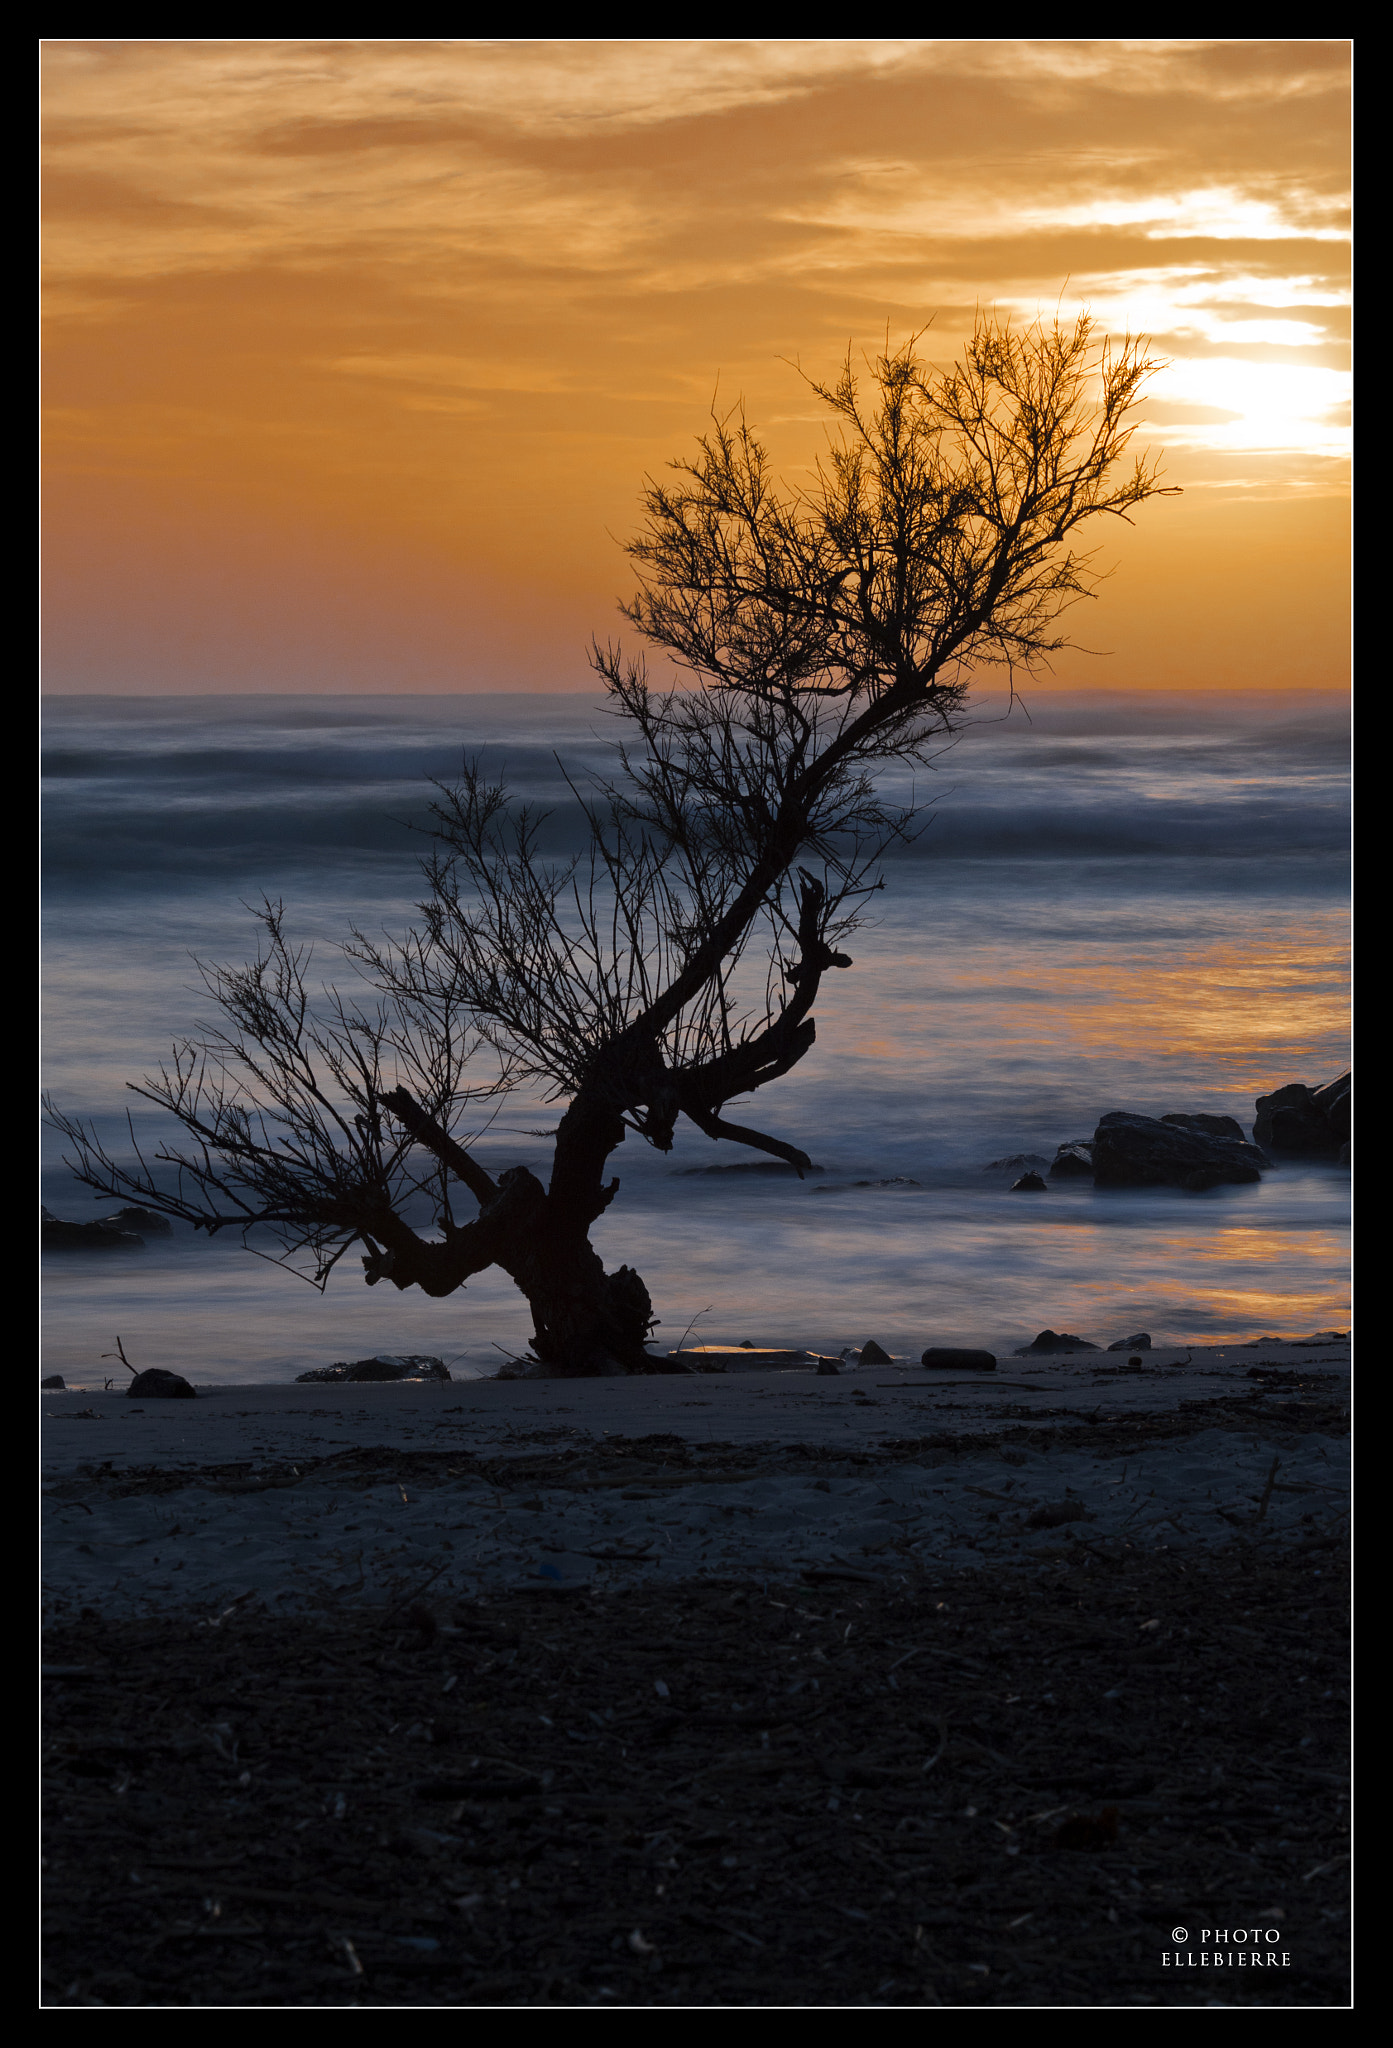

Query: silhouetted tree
<box><xmin>49</xmin><ymin>314</ymin><xmax>1174</xmax><ymax>1374</ymax></box>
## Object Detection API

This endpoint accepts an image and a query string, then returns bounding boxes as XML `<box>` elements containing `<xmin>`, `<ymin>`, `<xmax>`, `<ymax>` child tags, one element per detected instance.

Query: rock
<box><xmin>1014</xmin><ymin>1329</ymin><xmax>1099</xmax><ymax>1354</ymax></box>
<box><xmin>97</xmin><ymin>1205</ymin><xmax>173</xmax><ymax>1235</ymax></box>
<box><xmin>921</xmin><ymin>1347</ymin><xmax>997</xmax><ymax>1371</ymax></box>
<box><xmin>295</xmin><ymin>1354</ymin><xmax>452</xmax><ymax>1384</ymax></box>
<box><xmin>1048</xmin><ymin>1142</ymin><xmax>1095</xmax><ymax>1179</ymax></box>
<box><xmin>1010</xmin><ymin>1171</ymin><xmax>1047</xmax><ymax>1191</ymax></box>
<box><xmin>1254</xmin><ymin>1072</ymin><xmax>1350</xmax><ymax>1156</ymax></box>
<box><xmin>1106</xmin><ymin>1332</ymin><xmax>1152</xmax><ymax>1351</ymax></box>
<box><xmin>1161</xmin><ymin>1113</ymin><xmax>1246</xmax><ymax>1141</ymax></box>
<box><xmin>127</xmin><ymin>1368</ymin><xmax>195</xmax><ymax>1399</ymax></box>
<box><xmin>816</xmin><ymin>1358</ymin><xmax>840</xmax><ymax>1376</ymax></box>
<box><xmin>982</xmin><ymin>1153</ymin><xmax>1051</xmax><ymax>1171</ymax></box>
<box><xmin>1091</xmin><ymin>1111</ymin><xmax>1266</xmax><ymax>1191</ymax></box>
<box><xmin>42</xmin><ymin>1208</ymin><xmax>144</xmax><ymax>1250</ymax></box>
<box><xmin>858</xmin><ymin>1339</ymin><xmax>893</xmax><ymax>1364</ymax></box>
<box><xmin>41</xmin><ymin>1375</ymin><xmax>65</xmax><ymax>1389</ymax></box>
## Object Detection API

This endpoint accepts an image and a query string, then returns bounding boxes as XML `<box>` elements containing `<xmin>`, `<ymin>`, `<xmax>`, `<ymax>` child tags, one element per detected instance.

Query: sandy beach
<box><xmin>43</xmin><ymin>1340</ymin><xmax>1350</xmax><ymax>1622</ymax></box>
<box><xmin>42</xmin><ymin>1337</ymin><xmax>1350</xmax><ymax>2009</ymax></box>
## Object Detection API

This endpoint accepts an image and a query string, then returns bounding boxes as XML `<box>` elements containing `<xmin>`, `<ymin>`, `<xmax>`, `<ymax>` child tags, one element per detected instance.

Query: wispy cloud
<box><xmin>42</xmin><ymin>39</ymin><xmax>1351</xmax><ymax>693</ymax></box>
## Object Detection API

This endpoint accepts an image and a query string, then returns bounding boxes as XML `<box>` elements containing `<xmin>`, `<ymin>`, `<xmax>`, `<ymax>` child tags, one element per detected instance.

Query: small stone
<box><xmin>127</xmin><ymin>1368</ymin><xmax>196</xmax><ymax>1399</ymax></box>
<box><xmin>1010</xmin><ymin>1172</ymin><xmax>1047</xmax><ymax>1191</ymax></box>
<box><xmin>1106</xmin><ymin>1332</ymin><xmax>1152</xmax><ymax>1351</ymax></box>
<box><xmin>921</xmin><ymin>1347</ymin><xmax>997</xmax><ymax>1371</ymax></box>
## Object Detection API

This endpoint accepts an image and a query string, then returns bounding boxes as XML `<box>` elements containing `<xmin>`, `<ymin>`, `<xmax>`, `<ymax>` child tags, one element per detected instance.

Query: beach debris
<box><xmin>1091</xmin><ymin>1111</ymin><xmax>1266</xmax><ymax>1190</ymax></box>
<box><xmin>1255</xmin><ymin>1456</ymin><xmax>1281</xmax><ymax>1521</ymax></box>
<box><xmin>42</xmin><ymin>1375</ymin><xmax>65</xmax><ymax>1389</ymax></box>
<box><xmin>858</xmin><ymin>1340</ymin><xmax>893</xmax><ymax>1365</ymax></box>
<box><xmin>42</xmin><ymin>1207</ymin><xmax>144</xmax><ymax>1251</ymax></box>
<box><xmin>1048</xmin><ymin>1142</ymin><xmax>1095</xmax><ymax>1179</ymax></box>
<box><xmin>667</xmin><ymin>1347</ymin><xmax>811</xmax><ymax>1371</ymax></box>
<box><xmin>921</xmin><ymin>1347</ymin><xmax>996</xmax><ymax>1370</ymax></box>
<box><xmin>296</xmin><ymin>1354</ymin><xmax>451</xmax><ymax>1383</ymax></box>
<box><xmin>1107</xmin><ymin>1332</ymin><xmax>1152</xmax><ymax>1351</ymax></box>
<box><xmin>1010</xmin><ymin>1172</ymin><xmax>1047</xmax><ymax>1191</ymax></box>
<box><xmin>1254</xmin><ymin>1072</ymin><xmax>1349</xmax><ymax>1157</ymax></box>
<box><xmin>1014</xmin><ymin>1330</ymin><xmax>1099</xmax><ymax>1355</ymax></box>
<box><xmin>126</xmin><ymin>1368</ymin><xmax>196</xmax><ymax>1399</ymax></box>
<box><xmin>1026</xmin><ymin>1501</ymin><xmax>1090</xmax><ymax>1529</ymax></box>
<box><xmin>1052</xmin><ymin>1806</ymin><xmax>1118</xmax><ymax>1851</ymax></box>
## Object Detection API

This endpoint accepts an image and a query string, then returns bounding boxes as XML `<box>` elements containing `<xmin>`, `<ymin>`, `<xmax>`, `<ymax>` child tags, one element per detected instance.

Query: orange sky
<box><xmin>42</xmin><ymin>39</ymin><xmax>1351</xmax><ymax>695</ymax></box>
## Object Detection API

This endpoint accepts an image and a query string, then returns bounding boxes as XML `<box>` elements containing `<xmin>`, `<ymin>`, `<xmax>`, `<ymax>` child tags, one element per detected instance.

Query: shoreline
<box><xmin>43</xmin><ymin>1340</ymin><xmax>1349</xmax><ymax>1623</ymax></box>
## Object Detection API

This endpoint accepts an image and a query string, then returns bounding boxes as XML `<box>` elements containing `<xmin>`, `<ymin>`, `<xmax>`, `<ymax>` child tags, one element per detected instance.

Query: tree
<box><xmin>49</xmin><ymin>313</ymin><xmax>1174</xmax><ymax>1376</ymax></box>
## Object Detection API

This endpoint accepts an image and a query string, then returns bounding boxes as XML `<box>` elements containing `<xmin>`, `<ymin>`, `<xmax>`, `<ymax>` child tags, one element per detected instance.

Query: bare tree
<box><xmin>49</xmin><ymin>314</ymin><xmax>1175</xmax><ymax>1375</ymax></box>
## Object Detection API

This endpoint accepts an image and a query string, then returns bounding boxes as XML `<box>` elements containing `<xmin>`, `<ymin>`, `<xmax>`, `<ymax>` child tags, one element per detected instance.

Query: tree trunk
<box><xmin>509</xmin><ymin>1088</ymin><xmax>683</xmax><ymax>1375</ymax></box>
<box><xmin>374</xmin><ymin>1083</ymin><xmax>684</xmax><ymax>1375</ymax></box>
<box><xmin>511</xmin><ymin>1230</ymin><xmax>671</xmax><ymax>1376</ymax></box>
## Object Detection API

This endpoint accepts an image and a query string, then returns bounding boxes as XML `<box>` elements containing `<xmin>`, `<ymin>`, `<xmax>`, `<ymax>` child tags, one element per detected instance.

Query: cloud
<box><xmin>41</xmin><ymin>39</ymin><xmax>1351</xmax><ymax>693</ymax></box>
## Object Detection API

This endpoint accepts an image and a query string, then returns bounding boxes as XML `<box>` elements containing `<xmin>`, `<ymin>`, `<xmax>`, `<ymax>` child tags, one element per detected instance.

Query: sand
<box><xmin>42</xmin><ymin>1341</ymin><xmax>1350</xmax><ymax>1621</ymax></box>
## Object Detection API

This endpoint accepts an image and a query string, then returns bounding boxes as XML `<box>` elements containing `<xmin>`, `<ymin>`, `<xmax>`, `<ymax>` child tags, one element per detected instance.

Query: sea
<box><xmin>41</xmin><ymin>689</ymin><xmax>1350</xmax><ymax>1386</ymax></box>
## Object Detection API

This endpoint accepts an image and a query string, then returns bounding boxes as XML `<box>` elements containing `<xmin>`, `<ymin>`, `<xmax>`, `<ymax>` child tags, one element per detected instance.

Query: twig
<box><xmin>673</xmin><ymin>1304</ymin><xmax>715</xmax><ymax>1354</ymax></box>
<box><xmin>1256</xmin><ymin>1456</ymin><xmax>1281</xmax><ymax>1521</ymax></box>
<box><xmin>100</xmin><ymin>1336</ymin><xmax>138</xmax><ymax>1377</ymax></box>
<box><xmin>922</xmin><ymin>1717</ymin><xmax>949</xmax><ymax>1773</ymax></box>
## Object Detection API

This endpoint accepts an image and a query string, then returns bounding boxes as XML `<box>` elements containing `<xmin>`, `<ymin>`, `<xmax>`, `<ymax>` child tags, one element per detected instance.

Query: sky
<box><xmin>42</xmin><ymin>38</ymin><xmax>1351</xmax><ymax>696</ymax></box>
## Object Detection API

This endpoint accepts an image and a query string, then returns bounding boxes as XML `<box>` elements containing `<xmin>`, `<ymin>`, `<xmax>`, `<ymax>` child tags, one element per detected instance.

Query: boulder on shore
<box><xmin>127</xmin><ymin>1368</ymin><xmax>195</xmax><ymax>1399</ymax></box>
<box><xmin>296</xmin><ymin>1354</ymin><xmax>451</xmax><ymax>1384</ymax></box>
<box><xmin>42</xmin><ymin>1207</ymin><xmax>144</xmax><ymax>1250</ymax></box>
<box><xmin>1107</xmin><ymin>1331</ymin><xmax>1152</xmax><ymax>1351</ymax></box>
<box><xmin>858</xmin><ymin>1340</ymin><xmax>893</xmax><ymax>1364</ymax></box>
<box><xmin>1254</xmin><ymin>1072</ymin><xmax>1350</xmax><ymax>1156</ymax></box>
<box><xmin>1014</xmin><ymin>1329</ymin><xmax>1099</xmax><ymax>1355</ymax></box>
<box><xmin>1091</xmin><ymin>1111</ymin><xmax>1266</xmax><ymax>1191</ymax></box>
<box><xmin>1010</xmin><ymin>1171</ymin><xmax>1047</xmax><ymax>1191</ymax></box>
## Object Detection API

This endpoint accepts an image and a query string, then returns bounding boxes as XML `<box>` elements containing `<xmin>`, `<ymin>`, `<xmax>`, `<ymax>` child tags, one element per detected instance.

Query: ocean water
<box><xmin>41</xmin><ymin>690</ymin><xmax>1350</xmax><ymax>1385</ymax></box>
